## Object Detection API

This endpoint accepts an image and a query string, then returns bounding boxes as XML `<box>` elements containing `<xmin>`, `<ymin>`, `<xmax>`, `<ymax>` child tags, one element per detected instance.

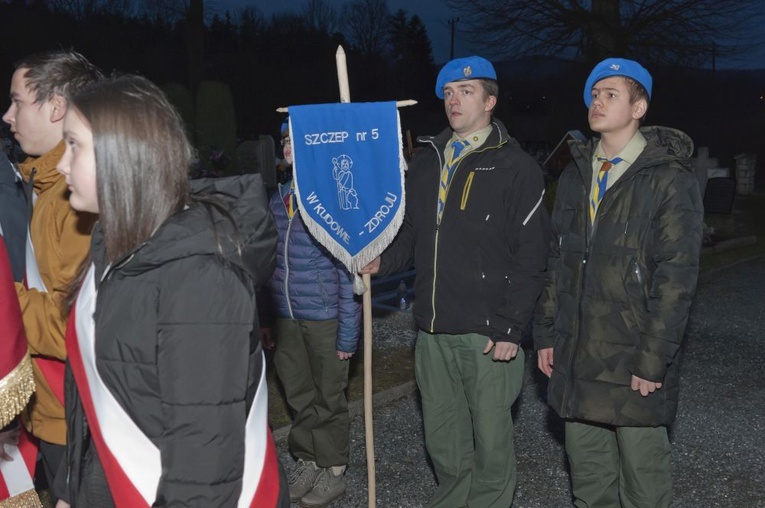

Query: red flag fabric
<box><xmin>0</xmin><ymin>235</ymin><xmax>40</xmax><ymax>506</ymax></box>
<box><xmin>0</xmin><ymin>234</ymin><xmax>34</xmax><ymax>428</ymax></box>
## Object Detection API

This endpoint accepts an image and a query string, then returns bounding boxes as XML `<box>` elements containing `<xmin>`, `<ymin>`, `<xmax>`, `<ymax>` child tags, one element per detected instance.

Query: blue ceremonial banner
<box><xmin>288</xmin><ymin>101</ymin><xmax>406</xmax><ymax>291</ymax></box>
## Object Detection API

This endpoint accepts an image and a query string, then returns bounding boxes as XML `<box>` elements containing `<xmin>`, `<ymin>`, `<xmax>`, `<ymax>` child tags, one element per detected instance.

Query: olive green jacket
<box><xmin>535</xmin><ymin>126</ymin><xmax>703</xmax><ymax>426</ymax></box>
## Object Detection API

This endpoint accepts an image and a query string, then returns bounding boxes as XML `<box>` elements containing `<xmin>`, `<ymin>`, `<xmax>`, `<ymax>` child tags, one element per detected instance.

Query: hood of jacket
<box><xmin>569</xmin><ymin>126</ymin><xmax>694</xmax><ymax>180</ymax></box>
<box><xmin>103</xmin><ymin>174</ymin><xmax>276</xmax><ymax>289</ymax></box>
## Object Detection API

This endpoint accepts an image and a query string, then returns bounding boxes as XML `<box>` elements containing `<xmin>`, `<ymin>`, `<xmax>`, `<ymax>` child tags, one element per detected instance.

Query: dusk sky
<box><xmin>215</xmin><ymin>0</ymin><xmax>470</xmax><ymax>64</ymax></box>
<box><xmin>212</xmin><ymin>0</ymin><xmax>764</xmax><ymax>69</ymax></box>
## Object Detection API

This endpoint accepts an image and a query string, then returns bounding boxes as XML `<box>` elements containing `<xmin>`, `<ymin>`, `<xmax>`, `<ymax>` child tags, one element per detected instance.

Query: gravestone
<box><xmin>734</xmin><ymin>152</ymin><xmax>757</xmax><ymax>195</ymax></box>
<box><xmin>234</xmin><ymin>136</ymin><xmax>277</xmax><ymax>189</ymax></box>
<box><xmin>235</xmin><ymin>140</ymin><xmax>259</xmax><ymax>174</ymax></box>
<box><xmin>703</xmin><ymin>177</ymin><xmax>736</xmax><ymax>214</ymax></box>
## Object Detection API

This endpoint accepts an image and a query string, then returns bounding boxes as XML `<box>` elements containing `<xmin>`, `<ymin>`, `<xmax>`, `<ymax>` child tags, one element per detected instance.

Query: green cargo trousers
<box><xmin>273</xmin><ymin>318</ymin><xmax>350</xmax><ymax>467</ymax></box>
<box><xmin>415</xmin><ymin>331</ymin><xmax>525</xmax><ymax>508</ymax></box>
<box><xmin>565</xmin><ymin>421</ymin><xmax>672</xmax><ymax>508</ymax></box>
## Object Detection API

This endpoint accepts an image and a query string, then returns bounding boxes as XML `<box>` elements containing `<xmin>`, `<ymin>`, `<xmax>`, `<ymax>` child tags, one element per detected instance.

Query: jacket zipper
<box><xmin>425</xmin><ymin>136</ymin><xmax>505</xmax><ymax>333</ymax></box>
<box><xmin>427</xmin><ymin>139</ymin><xmax>445</xmax><ymax>332</ymax></box>
<box><xmin>284</xmin><ymin>202</ymin><xmax>295</xmax><ymax>320</ymax></box>
<box><xmin>563</xmin><ymin>163</ymin><xmax>637</xmax><ymax>414</ymax></box>
<box><xmin>632</xmin><ymin>257</ymin><xmax>649</xmax><ymax>306</ymax></box>
<box><xmin>560</xmin><ymin>239</ymin><xmax>587</xmax><ymax>417</ymax></box>
<box><xmin>429</xmin><ymin>225</ymin><xmax>440</xmax><ymax>332</ymax></box>
<box><xmin>561</xmin><ymin>173</ymin><xmax>591</xmax><ymax>415</ymax></box>
<box><xmin>430</xmin><ymin>158</ymin><xmax>464</xmax><ymax>331</ymax></box>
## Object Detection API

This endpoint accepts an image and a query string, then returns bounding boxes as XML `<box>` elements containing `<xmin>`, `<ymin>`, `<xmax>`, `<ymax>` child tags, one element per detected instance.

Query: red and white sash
<box><xmin>0</xmin><ymin>429</ymin><xmax>41</xmax><ymax>507</ymax></box>
<box><xmin>24</xmin><ymin>229</ymin><xmax>65</xmax><ymax>406</ymax></box>
<box><xmin>66</xmin><ymin>265</ymin><xmax>282</xmax><ymax>507</ymax></box>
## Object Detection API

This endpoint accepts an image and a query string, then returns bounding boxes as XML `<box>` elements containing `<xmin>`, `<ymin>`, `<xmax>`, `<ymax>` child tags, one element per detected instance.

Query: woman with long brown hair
<box><xmin>54</xmin><ymin>74</ymin><xmax>288</xmax><ymax>507</ymax></box>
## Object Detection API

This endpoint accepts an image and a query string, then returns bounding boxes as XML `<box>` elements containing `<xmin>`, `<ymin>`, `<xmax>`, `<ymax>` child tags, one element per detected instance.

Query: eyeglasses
<box><xmin>280</xmin><ymin>137</ymin><xmax>291</xmax><ymax>147</ymax></box>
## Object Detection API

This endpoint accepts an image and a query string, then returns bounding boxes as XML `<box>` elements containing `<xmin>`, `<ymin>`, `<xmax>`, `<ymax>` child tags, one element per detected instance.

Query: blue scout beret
<box><xmin>435</xmin><ymin>56</ymin><xmax>497</xmax><ymax>99</ymax></box>
<box><xmin>280</xmin><ymin>117</ymin><xmax>289</xmax><ymax>135</ymax></box>
<box><xmin>584</xmin><ymin>58</ymin><xmax>653</xmax><ymax>108</ymax></box>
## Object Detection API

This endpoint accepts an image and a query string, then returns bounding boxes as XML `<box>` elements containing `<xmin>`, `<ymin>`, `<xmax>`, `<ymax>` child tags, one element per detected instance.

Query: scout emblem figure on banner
<box><xmin>287</xmin><ymin>101</ymin><xmax>406</xmax><ymax>293</ymax></box>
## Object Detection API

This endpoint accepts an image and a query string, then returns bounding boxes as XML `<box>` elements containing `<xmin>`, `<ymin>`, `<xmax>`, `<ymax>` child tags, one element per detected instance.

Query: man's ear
<box><xmin>485</xmin><ymin>95</ymin><xmax>497</xmax><ymax>112</ymax></box>
<box><xmin>49</xmin><ymin>94</ymin><xmax>67</xmax><ymax>123</ymax></box>
<box><xmin>632</xmin><ymin>98</ymin><xmax>648</xmax><ymax>120</ymax></box>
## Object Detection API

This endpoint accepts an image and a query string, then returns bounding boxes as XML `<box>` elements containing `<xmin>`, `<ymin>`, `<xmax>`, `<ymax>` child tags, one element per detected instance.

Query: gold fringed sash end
<box><xmin>0</xmin><ymin>489</ymin><xmax>43</xmax><ymax>508</ymax></box>
<box><xmin>0</xmin><ymin>353</ymin><xmax>36</xmax><ymax>428</ymax></box>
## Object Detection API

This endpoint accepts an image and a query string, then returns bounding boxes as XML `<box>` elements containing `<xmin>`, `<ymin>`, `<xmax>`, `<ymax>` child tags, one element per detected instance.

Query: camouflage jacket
<box><xmin>535</xmin><ymin>126</ymin><xmax>703</xmax><ymax>426</ymax></box>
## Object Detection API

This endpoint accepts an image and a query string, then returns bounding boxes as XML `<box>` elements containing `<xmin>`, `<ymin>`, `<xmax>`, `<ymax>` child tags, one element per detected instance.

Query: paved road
<box><xmin>278</xmin><ymin>258</ymin><xmax>765</xmax><ymax>507</ymax></box>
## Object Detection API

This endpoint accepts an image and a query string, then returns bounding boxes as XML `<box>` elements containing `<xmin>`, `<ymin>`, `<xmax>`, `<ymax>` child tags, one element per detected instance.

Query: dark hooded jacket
<box><xmin>62</xmin><ymin>175</ymin><xmax>289</xmax><ymax>507</ymax></box>
<box><xmin>535</xmin><ymin>126</ymin><xmax>703</xmax><ymax>427</ymax></box>
<box><xmin>0</xmin><ymin>151</ymin><xmax>26</xmax><ymax>281</ymax></box>
<box><xmin>379</xmin><ymin>119</ymin><xmax>549</xmax><ymax>344</ymax></box>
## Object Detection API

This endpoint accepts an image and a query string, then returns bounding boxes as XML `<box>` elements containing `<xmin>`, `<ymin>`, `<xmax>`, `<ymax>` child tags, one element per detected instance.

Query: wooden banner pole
<box><xmin>335</xmin><ymin>44</ymin><xmax>376</xmax><ymax>508</ymax></box>
<box><xmin>276</xmin><ymin>45</ymin><xmax>416</xmax><ymax>506</ymax></box>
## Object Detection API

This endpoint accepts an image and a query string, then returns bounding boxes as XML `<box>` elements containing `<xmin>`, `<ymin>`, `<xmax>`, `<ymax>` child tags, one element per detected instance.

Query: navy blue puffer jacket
<box><xmin>262</xmin><ymin>180</ymin><xmax>360</xmax><ymax>353</ymax></box>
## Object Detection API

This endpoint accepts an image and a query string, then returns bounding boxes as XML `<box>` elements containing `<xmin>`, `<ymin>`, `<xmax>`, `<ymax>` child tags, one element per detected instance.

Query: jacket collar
<box><xmin>569</xmin><ymin>126</ymin><xmax>694</xmax><ymax>185</ymax></box>
<box><xmin>419</xmin><ymin>117</ymin><xmax>512</xmax><ymax>152</ymax></box>
<box><xmin>18</xmin><ymin>141</ymin><xmax>65</xmax><ymax>194</ymax></box>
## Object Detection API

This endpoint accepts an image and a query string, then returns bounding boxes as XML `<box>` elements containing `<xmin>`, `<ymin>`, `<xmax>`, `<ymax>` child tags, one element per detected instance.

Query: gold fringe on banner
<box><xmin>0</xmin><ymin>489</ymin><xmax>43</xmax><ymax>508</ymax></box>
<box><xmin>0</xmin><ymin>353</ymin><xmax>35</xmax><ymax>428</ymax></box>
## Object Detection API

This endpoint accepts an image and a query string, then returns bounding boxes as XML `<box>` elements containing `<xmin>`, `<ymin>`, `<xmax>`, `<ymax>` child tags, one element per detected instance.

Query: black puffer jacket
<box><xmin>535</xmin><ymin>127</ymin><xmax>703</xmax><ymax>427</ymax></box>
<box><xmin>379</xmin><ymin>119</ymin><xmax>549</xmax><ymax>344</ymax></box>
<box><xmin>62</xmin><ymin>175</ymin><xmax>288</xmax><ymax>507</ymax></box>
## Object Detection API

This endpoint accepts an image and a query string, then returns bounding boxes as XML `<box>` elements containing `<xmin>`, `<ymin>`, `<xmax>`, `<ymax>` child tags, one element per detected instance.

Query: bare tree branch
<box><xmin>142</xmin><ymin>0</ymin><xmax>189</xmax><ymax>22</ymax></box>
<box><xmin>48</xmin><ymin>0</ymin><xmax>135</xmax><ymax>19</ymax></box>
<box><xmin>448</xmin><ymin>0</ymin><xmax>765</xmax><ymax>65</ymax></box>
<box><xmin>342</xmin><ymin>0</ymin><xmax>391</xmax><ymax>58</ymax></box>
<box><xmin>302</xmin><ymin>0</ymin><xmax>338</xmax><ymax>34</ymax></box>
